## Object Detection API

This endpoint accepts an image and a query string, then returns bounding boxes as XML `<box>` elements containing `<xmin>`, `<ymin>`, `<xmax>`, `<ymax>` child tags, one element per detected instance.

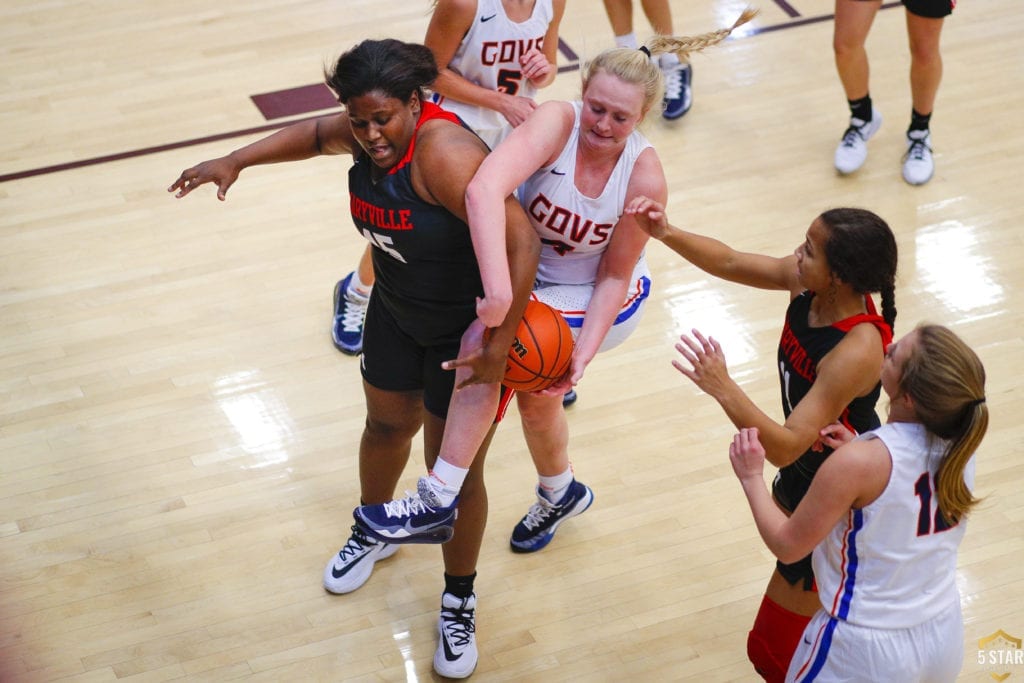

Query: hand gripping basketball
<box><xmin>495</xmin><ymin>300</ymin><xmax>574</xmax><ymax>392</ymax></box>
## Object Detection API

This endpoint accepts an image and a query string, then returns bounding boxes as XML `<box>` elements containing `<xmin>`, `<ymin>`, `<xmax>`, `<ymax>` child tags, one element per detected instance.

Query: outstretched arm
<box><xmin>625</xmin><ymin>195</ymin><xmax>800</xmax><ymax>294</ymax></box>
<box><xmin>676</xmin><ymin>322</ymin><xmax>885</xmax><ymax>468</ymax></box>
<box><xmin>168</xmin><ymin>114</ymin><xmax>354</xmax><ymax>200</ymax></box>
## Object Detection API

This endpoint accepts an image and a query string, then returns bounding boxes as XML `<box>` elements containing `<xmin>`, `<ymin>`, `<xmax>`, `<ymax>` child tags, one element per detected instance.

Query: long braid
<box><xmin>646</xmin><ymin>8</ymin><xmax>759</xmax><ymax>61</ymax></box>
<box><xmin>588</xmin><ymin>8</ymin><xmax>759</xmax><ymax>115</ymax></box>
<box><xmin>880</xmin><ymin>283</ymin><xmax>897</xmax><ymax>332</ymax></box>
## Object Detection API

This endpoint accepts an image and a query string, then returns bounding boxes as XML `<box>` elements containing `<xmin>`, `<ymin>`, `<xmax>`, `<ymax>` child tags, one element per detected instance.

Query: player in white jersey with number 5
<box><xmin>428</xmin><ymin>0</ymin><xmax>564</xmax><ymax>150</ymax></box>
<box><xmin>729</xmin><ymin>323</ymin><xmax>988</xmax><ymax>683</ymax></box>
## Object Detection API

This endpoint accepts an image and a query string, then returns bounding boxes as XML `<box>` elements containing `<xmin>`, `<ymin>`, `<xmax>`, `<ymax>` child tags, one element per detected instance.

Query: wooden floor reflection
<box><xmin>1</xmin><ymin>1</ymin><xmax>1022</xmax><ymax>680</ymax></box>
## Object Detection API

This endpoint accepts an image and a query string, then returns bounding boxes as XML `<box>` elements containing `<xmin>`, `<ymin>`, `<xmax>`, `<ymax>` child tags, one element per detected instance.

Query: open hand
<box><xmin>168</xmin><ymin>156</ymin><xmax>242</xmax><ymax>200</ymax></box>
<box><xmin>624</xmin><ymin>195</ymin><xmax>670</xmax><ymax>240</ymax></box>
<box><xmin>673</xmin><ymin>329</ymin><xmax>731</xmax><ymax>398</ymax></box>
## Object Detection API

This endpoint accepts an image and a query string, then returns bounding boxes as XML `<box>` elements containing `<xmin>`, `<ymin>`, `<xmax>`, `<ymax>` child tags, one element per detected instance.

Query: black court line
<box><xmin>0</xmin><ymin>7</ymin><xmax>901</xmax><ymax>184</ymax></box>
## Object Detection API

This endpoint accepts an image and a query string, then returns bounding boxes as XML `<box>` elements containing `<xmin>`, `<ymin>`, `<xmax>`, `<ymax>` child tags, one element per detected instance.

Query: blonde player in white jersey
<box><xmin>729</xmin><ymin>323</ymin><xmax>988</xmax><ymax>683</ymax></box>
<box><xmin>330</xmin><ymin>0</ymin><xmax>564</xmax><ymax>359</ymax></box>
<box><xmin>454</xmin><ymin>14</ymin><xmax>755</xmax><ymax>553</ymax></box>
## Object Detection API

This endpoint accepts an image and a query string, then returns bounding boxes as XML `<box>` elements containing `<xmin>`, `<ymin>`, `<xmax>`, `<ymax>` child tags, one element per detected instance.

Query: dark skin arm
<box><xmin>168</xmin><ymin>114</ymin><xmax>355</xmax><ymax>199</ymax></box>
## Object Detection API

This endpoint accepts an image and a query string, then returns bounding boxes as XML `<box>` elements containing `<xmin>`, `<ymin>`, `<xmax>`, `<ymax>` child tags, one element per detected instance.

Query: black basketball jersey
<box><xmin>773</xmin><ymin>290</ymin><xmax>893</xmax><ymax>510</ymax></box>
<box><xmin>348</xmin><ymin>102</ymin><xmax>483</xmax><ymax>346</ymax></box>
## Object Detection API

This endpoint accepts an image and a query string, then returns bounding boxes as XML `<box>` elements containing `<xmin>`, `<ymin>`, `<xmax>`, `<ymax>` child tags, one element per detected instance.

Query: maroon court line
<box><xmin>0</xmin><ymin>8</ymin><xmax>900</xmax><ymax>184</ymax></box>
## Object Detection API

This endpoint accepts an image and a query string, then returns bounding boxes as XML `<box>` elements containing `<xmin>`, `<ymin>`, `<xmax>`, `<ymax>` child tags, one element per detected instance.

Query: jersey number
<box><xmin>914</xmin><ymin>472</ymin><xmax>956</xmax><ymax>536</ymax></box>
<box><xmin>497</xmin><ymin>69</ymin><xmax>523</xmax><ymax>95</ymax></box>
<box><xmin>541</xmin><ymin>237</ymin><xmax>575</xmax><ymax>256</ymax></box>
<box><xmin>362</xmin><ymin>229</ymin><xmax>407</xmax><ymax>264</ymax></box>
<box><xmin>779</xmin><ymin>362</ymin><xmax>795</xmax><ymax>414</ymax></box>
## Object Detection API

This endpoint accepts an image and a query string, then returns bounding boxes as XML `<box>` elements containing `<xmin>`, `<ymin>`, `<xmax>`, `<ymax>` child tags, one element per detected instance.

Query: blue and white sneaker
<box><xmin>332</xmin><ymin>272</ymin><xmax>368</xmax><ymax>355</ymax></box>
<box><xmin>509</xmin><ymin>480</ymin><xmax>594</xmax><ymax>553</ymax></box>
<box><xmin>353</xmin><ymin>477</ymin><xmax>458</xmax><ymax>544</ymax></box>
<box><xmin>322</xmin><ymin>524</ymin><xmax>398</xmax><ymax>594</ymax></box>
<box><xmin>662</xmin><ymin>62</ymin><xmax>693</xmax><ymax>120</ymax></box>
<box><xmin>433</xmin><ymin>592</ymin><xmax>478</xmax><ymax>679</ymax></box>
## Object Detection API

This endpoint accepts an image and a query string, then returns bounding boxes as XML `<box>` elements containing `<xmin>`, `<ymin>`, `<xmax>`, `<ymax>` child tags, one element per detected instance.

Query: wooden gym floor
<box><xmin>2</xmin><ymin>1</ymin><xmax>1022</xmax><ymax>680</ymax></box>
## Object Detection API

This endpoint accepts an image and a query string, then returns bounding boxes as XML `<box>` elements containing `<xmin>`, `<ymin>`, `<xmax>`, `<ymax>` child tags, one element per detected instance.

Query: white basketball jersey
<box><xmin>813</xmin><ymin>421</ymin><xmax>974</xmax><ymax>629</ymax></box>
<box><xmin>517</xmin><ymin>101</ymin><xmax>653</xmax><ymax>285</ymax></box>
<box><xmin>434</xmin><ymin>0</ymin><xmax>554</xmax><ymax>145</ymax></box>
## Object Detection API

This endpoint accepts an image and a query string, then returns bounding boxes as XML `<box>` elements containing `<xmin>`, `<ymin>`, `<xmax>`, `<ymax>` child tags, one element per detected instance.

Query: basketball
<box><xmin>496</xmin><ymin>300</ymin><xmax>574</xmax><ymax>392</ymax></box>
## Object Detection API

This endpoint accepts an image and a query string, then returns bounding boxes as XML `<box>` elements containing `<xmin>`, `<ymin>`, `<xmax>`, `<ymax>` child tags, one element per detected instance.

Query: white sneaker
<box><xmin>322</xmin><ymin>524</ymin><xmax>398</xmax><ymax>594</ymax></box>
<box><xmin>902</xmin><ymin>130</ymin><xmax>934</xmax><ymax>185</ymax></box>
<box><xmin>834</xmin><ymin>110</ymin><xmax>883</xmax><ymax>174</ymax></box>
<box><xmin>433</xmin><ymin>592</ymin><xmax>478</xmax><ymax>678</ymax></box>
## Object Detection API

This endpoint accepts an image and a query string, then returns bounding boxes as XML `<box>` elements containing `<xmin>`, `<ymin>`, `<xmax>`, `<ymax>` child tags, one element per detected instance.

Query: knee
<box><xmin>832</xmin><ymin>36</ymin><xmax>861</xmax><ymax>61</ymax></box>
<box><xmin>363</xmin><ymin>413</ymin><xmax>420</xmax><ymax>444</ymax></box>
<box><xmin>907</xmin><ymin>39</ymin><xmax>941</xmax><ymax>66</ymax></box>
<box><xmin>517</xmin><ymin>391</ymin><xmax>561</xmax><ymax>421</ymax></box>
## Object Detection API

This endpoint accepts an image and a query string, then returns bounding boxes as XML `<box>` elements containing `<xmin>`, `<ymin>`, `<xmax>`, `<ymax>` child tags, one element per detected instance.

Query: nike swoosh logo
<box><xmin>550</xmin><ymin>169</ymin><xmax>566</xmax><ymax>175</ymax></box>
<box><xmin>331</xmin><ymin>552</ymin><xmax>368</xmax><ymax>579</ymax></box>
<box><xmin>441</xmin><ymin>632</ymin><xmax>463</xmax><ymax>662</ymax></box>
<box><xmin>803</xmin><ymin>636</ymin><xmax>812</xmax><ymax>645</ymax></box>
<box><xmin>481</xmin><ymin>13</ymin><xmax>497</xmax><ymax>22</ymax></box>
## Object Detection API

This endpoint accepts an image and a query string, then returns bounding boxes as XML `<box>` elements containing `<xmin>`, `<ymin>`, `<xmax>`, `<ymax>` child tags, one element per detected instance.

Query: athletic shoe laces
<box><xmin>339</xmin><ymin>292</ymin><xmax>367</xmax><ymax>333</ymax></box>
<box><xmin>907</xmin><ymin>136</ymin><xmax>930</xmax><ymax>161</ymax></box>
<box><xmin>840</xmin><ymin>119</ymin><xmax>870</xmax><ymax>147</ymax></box>
<box><xmin>441</xmin><ymin>602</ymin><xmax>476</xmax><ymax>645</ymax></box>
<box><xmin>521</xmin><ymin>496</ymin><xmax>556</xmax><ymax>530</ymax></box>
<box><xmin>382</xmin><ymin>486</ymin><xmax>442</xmax><ymax>519</ymax></box>
<box><xmin>663</xmin><ymin>68</ymin><xmax>683</xmax><ymax>100</ymax></box>
<box><xmin>339</xmin><ymin>524</ymin><xmax>376</xmax><ymax>560</ymax></box>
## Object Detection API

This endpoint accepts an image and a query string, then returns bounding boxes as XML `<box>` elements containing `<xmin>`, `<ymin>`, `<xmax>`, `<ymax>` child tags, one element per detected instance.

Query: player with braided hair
<box><xmin>732</xmin><ymin>323</ymin><xmax>987</xmax><ymax>681</ymax></box>
<box><xmin>626</xmin><ymin>199</ymin><xmax>898</xmax><ymax>682</ymax></box>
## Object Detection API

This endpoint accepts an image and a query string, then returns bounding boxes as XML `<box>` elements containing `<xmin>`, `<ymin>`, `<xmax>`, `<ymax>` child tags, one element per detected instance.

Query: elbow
<box><xmin>773</xmin><ymin>546</ymin><xmax>807</xmax><ymax>566</ymax></box>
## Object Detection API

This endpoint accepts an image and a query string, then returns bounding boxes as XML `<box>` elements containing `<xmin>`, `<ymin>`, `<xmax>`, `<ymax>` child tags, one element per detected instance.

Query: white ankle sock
<box><xmin>659</xmin><ymin>53</ymin><xmax>680</xmax><ymax>70</ymax></box>
<box><xmin>428</xmin><ymin>458</ymin><xmax>468</xmax><ymax>506</ymax></box>
<box><xmin>614</xmin><ymin>32</ymin><xmax>638</xmax><ymax>50</ymax></box>
<box><xmin>538</xmin><ymin>467</ymin><xmax>574</xmax><ymax>503</ymax></box>
<box><xmin>349</xmin><ymin>270</ymin><xmax>372</xmax><ymax>298</ymax></box>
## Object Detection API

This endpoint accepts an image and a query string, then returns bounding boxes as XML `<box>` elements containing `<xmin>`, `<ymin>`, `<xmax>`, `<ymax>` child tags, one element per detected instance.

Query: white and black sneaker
<box><xmin>322</xmin><ymin>524</ymin><xmax>398</xmax><ymax>594</ymax></box>
<box><xmin>433</xmin><ymin>592</ymin><xmax>478</xmax><ymax>679</ymax></box>
<box><xmin>834</xmin><ymin>109</ymin><xmax>882</xmax><ymax>174</ymax></box>
<box><xmin>902</xmin><ymin>130</ymin><xmax>934</xmax><ymax>185</ymax></box>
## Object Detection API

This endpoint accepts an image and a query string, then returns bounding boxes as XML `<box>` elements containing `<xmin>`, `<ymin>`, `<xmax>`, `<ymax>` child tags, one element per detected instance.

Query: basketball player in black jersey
<box><xmin>169</xmin><ymin>38</ymin><xmax>539</xmax><ymax>679</ymax></box>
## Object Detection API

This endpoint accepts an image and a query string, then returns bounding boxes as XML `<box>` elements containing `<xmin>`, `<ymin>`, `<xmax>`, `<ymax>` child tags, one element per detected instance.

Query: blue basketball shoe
<box><xmin>662</xmin><ymin>62</ymin><xmax>693</xmax><ymax>120</ymax></box>
<box><xmin>354</xmin><ymin>477</ymin><xmax>458</xmax><ymax>544</ymax></box>
<box><xmin>332</xmin><ymin>272</ymin><xmax>368</xmax><ymax>355</ymax></box>
<box><xmin>509</xmin><ymin>480</ymin><xmax>594</xmax><ymax>553</ymax></box>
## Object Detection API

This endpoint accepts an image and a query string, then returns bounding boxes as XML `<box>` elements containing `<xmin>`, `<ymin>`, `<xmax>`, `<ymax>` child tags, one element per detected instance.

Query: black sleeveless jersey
<box><xmin>773</xmin><ymin>290</ymin><xmax>893</xmax><ymax>510</ymax></box>
<box><xmin>348</xmin><ymin>102</ymin><xmax>483</xmax><ymax>346</ymax></box>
